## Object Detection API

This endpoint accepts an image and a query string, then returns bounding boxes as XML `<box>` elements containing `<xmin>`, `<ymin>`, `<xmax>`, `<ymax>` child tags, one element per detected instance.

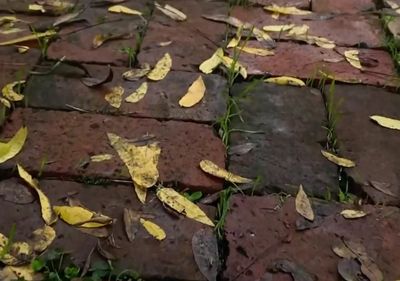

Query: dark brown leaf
<box><xmin>337</xmin><ymin>258</ymin><xmax>367</xmax><ymax>281</ymax></box>
<box><xmin>192</xmin><ymin>228</ymin><xmax>219</xmax><ymax>281</ymax></box>
<box><xmin>369</xmin><ymin>180</ymin><xmax>397</xmax><ymax>197</ymax></box>
<box><xmin>228</xmin><ymin>143</ymin><xmax>256</xmax><ymax>156</ymax></box>
<box><xmin>81</xmin><ymin>65</ymin><xmax>113</xmax><ymax>87</ymax></box>
<box><xmin>271</xmin><ymin>259</ymin><xmax>316</xmax><ymax>281</ymax></box>
<box><xmin>80</xmin><ymin>244</ymin><xmax>95</xmax><ymax>277</ymax></box>
<box><xmin>96</xmin><ymin>239</ymin><xmax>116</xmax><ymax>260</ymax></box>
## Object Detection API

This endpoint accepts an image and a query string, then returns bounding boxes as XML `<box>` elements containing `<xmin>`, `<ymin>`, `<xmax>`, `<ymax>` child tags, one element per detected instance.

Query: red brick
<box><xmin>312</xmin><ymin>0</ymin><xmax>376</xmax><ymax>14</ymax></box>
<box><xmin>24</xmin><ymin>64</ymin><xmax>227</xmax><ymax>123</ymax></box>
<box><xmin>234</xmin><ymin>41</ymin><xmax>396</xmax><ymax>87</ymax></box>
<box><xmin>224</xmin><ymin>194</ymin><xmax>400</xmax><ymax>281</ymax></box>
<box><xmin>231</xmin><ymin>6</ymin><xmax>384</xmax><ymax>48</ymax></box>
<box><xmin>138</xmin><ymin>0</ymin><xmax>227</xmax><ymax>72</ymax></box>
<box><xmin>0</xmin><ymin>179</ymin><xmax>215</xmax><ymax>280</ymax></box>
<box><xmin>0</xmin><ymin>108</ymin><xmax>225</xmax><ymax>193</ymax></box>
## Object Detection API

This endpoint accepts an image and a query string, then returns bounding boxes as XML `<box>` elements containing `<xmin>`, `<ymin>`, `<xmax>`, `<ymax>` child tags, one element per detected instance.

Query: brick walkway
<box><xmin>1</xmin><ymin>0</ymin><xmax>400</xmax><ymax>280</ymax></box>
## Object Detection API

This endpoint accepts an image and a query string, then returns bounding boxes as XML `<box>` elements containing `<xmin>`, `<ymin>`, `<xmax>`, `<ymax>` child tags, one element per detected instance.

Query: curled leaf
<box><xmin>264</xmin><ymin>4</ymin><xmax>312</xmax><ymax>15</ymax></box>
<box><xmin>0</xmin><ymin>127</ymin><xmax>27</xmax><ymax>164</ymax></box>
<box><xmin>0</xmin><ymin>265</ymin><xmax>42</xmax><ymax>281</ymax></box>
<box><xmin>122</xmin><ymin>63</ymin><xmax>151</xmax><ymax>81</ymax></box>
<box><xmin>135</xmin><ymin>183</ymin><xmax>147</xmax><ymax>204</ymax></box>
<box><xmin>295</xmin><ymin>185</ymin><xmax>314</xmax><ymax>221</ymax></box>
<box><xmin>155</xmin><ymin>2</ymin><xmax>186</xmax><ymax>21</ymax></box>
<box><xmin>53</xmin><ymin>9</ymin><xmax>83</xmax><ymax>27</ymax></box>
<box><xmin>321</xmin><ymin>150</ymin><xmax>355</xmax><ymax>168</ymax></box>
<box><xmin>265</xmin><ymin>76</ymin><xmax>305</xmax><ymax>86</ymax></box>
<box><xmin>123</xmin><ymin>208</ymin><xmax>140</xmax><ymax>242</ymax></box>
<box><xmin>125</xmin><ymin>82</ymin><xmax>148</xmax><ymax>103</ymax></box>
<box><xmin>17</xmin><ymin>46</ymin><xmax>30</xmax><ymax>54</ymax></box>
<box><xmin>81</xmin><ymin>65</ymin><xmax>113</xmax><ymax>87</ymax></box>
<box><xmin>340</xmin><ymin>209</ymin><xmax>367</xmax><ymax>219</ymax></box>
<box><xmin>220</xmin><ymin>56</ymin><xmax>247</xmax><ymax>79</ymax></box>
<box><xmin>17</xmin><ymin>165</ymin><xmax>57</xmax><ymax>225</ymax></box>
<box><xmin>105</xmin><ymin>86</ymin><xmax>124</xmax><ymax>108</ymax></box>
<box><xmin>0</xmin><ymin>30</ymin><xmax>56</xmax><ymax>46</ymax></box>
<box><xmin>179</xmin><ymin>76</ymin><xmax>206</xmax><ymax>107</ymax></box>
<box><xmin>53</xmin><ymin>205</ymin><xmax>113</xmax><ymax>227</ymax></box>
<box><xmin>139</xmin><ymin>218</ymin><xmax>166</xmax><ymax>240</ymax></box>
<box><xmin>29</xmin><ymin>225</ymin><xmax>56</xmax><ymax>252</ymax></box>
<box><xmin>370</xmin><ymin>115</ymin><xmax>400</xmax><ymax>130</ymax></box>
<box><xmin>90</xmin><ymin>154</ymin><xmax>113</xmax><ymax>162</ymax></box>
<box><xmin>29</xmin><ymin>4</ymin><xmax>46</xmax><ymax>13</ymax></box>
<box><xmin>344</xmin><ymin>50</ymin><xmax>362</xmax><ymax>70</ymax></box>
<box><xmin>92</xmin><ymin>32</ymin><xmax>132</xmax><ymax>49</ymax></box>
<box><xmin>108</xmin><ymin>5</ymin><xmax>142</xmax><ymax>15</ymax></box>
<box><xmin>147</xmin><ymin>53</ymin><xmax>172</xmax><ymax>81</ymax></box>
<box><xmin>199</xmin><ymin>48</ymin><xmax>223</xmax><ymax>74</ymax></box>
<box><xmin>156</xmin><ymin>187</ymin><xmax>214</xmax><ymax>226</ymax></box>
<box><xmin>263</xmin><ymin>24</ymin><xmax>295</xmax><ymax>32</ymax></box>
<box><xmin>200</xmin><ymin>159</ymin><xmax>252</xmax><ymax>183</ymax></box>
<box><xmin>0</xmin><ymin>97</ymin><xmax>11</xmax><ymax>108</ymax></box>
<box><xmin>2</xmin><ymin>80</ymin><xmax>25</xmax><ymax>101</ymax></box>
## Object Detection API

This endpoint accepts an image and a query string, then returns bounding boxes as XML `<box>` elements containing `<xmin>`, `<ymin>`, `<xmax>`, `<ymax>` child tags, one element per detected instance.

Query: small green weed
<box><xmin>0</xmin><ymin>224</ymin><xmax>16</xmax><ymax>260</ymax></box>
<box><xmin>183</xmin><ymin>191</ymin><xmax>203</xmax><ymax>202</ymax></box>
<box><xmin>228</xmin><ymin>0</ymin><xmax>249</xmax><ymax>7</ymax></box>
<box><xmin>323</xmin><ymin>80</ymin><xmax>342</xmax><ymax>152</ymax></box>
<box><xmin>30</xmin><ymin>27</ymin><xmax>56</xmax><ymax>58</ymax></box>
<box><xmin>119</xmin><ymin>46</ymin><xmax>135</xmax><ymax>68</ymax></box>
<box><xmin>215</xmin><ymin>187</ymin><xmax>233</xmax><ymax>239</ymax></box>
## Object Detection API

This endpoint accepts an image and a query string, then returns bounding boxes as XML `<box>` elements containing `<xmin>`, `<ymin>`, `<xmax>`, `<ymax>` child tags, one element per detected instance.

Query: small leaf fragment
<box><xmin>265</xmin><ymin>76</ymin><xmax>305</xmax><ymax>86</ymax></box>
<box><xmin>344</xmin><ymin>50</ymin><xmax>362</xmax><ymax>70</ymax></box>
<box><xmin>295</xmin><ymin>185</ymin><xmax>314</xmax><ymax>221</ymax></box>
<box><xmin>29</xmin><ymin>4</ymin><xmax>46</xmax><ymax>13</ymax></box>
<box><xmin>123</xmin><ymin>208</ymin><xmax>140</xmax><ymax>242</ymax></box>
<box><xmin>125</xmin><ymin>82</ymin><xmax>148</xmax><ymax>103</ymax></box>
<box><xmin>0</xmin><ymin>127</ymin><xmax>27</xmax><ymax>164</ymax></box>
<box><xmin>17</xmin><ymin>165</ymin><xmax>57</xmax><ymax>225</ymax></box>
<box><xmin>156</xmin><ymin>187</ymin><xmax>214</xmax><ymax>226</ymax></box>
<box><xmin>108</xmin><ymin>5</ymin><xmax>142</xmax><ymax>15</ymax></box>
<box><xmin>179</xmin><ymin>76</ymin><xmax>206</xmax><ymax>107</ymax></box>
<box><xmin>0</xmin><ymin>97</ymin><xmax>11</xmax><ymax>108</ymax></box>
<box><xmin>105</xmin><ymin>86</ymin><xmax>124</xmax><ymax>108</ymax></box>
<box><xmin>2</xmin><ymin>80</ymin><xmax>25</xmax><ymax>101</ymax></box>
<box><xmin>140</xmin><ymin>218</ymin><xmax>166</xmax><ymax>240</ymax></box>
<box><xmin>200</xmin><ymin>159</ymin><xmax>252</xmax><ymax>184</ymax></box>
<box><xmin>90</xmin><ymin>154</ymin><xmax>113</xmax><ymax>162</ymax></box>
<box><xmin>122</xmin><ymin>63</ymin><xmax>151</xmax><ymax>81</ymax></box>
<box><xmin>321</xmin><ymin>150</ymin><xmax>356</xmax><ymax>168</ymax></box>
<box><xmin>264</xmin><ymin>4</ymin><xmax>312</xmax><ymax>15</ymax></box>
<box><xmin>199</xmin><ymin>48</ymin><xmax>223</xmax><ymax>74</ymax></box>
<box><xmin>340</xmin><ymin>209</ymin><xmax>367</xmax><ymax>219</ymax></box>
<box><xmin>17</xmin><ymin>46</ymin><xmax>30</xmax><ymax>54</ymax></box>
<box><xmin>155</xmin><ymin>2</ymin><xmax>187</xmax><ymax>21</ymax></box>
<box><xmin>0</xmin><ymin>30</ymin><xmax>56</xmax><ymax>46</ymax></box>
<box><xmin>29</xmin><ymin>225</ymin><xmax>56</xmax><ymax>252</ymax></box>
<box><xmin>147</xmin><ymin>53</ymin><xmax>172</xmax><ymax>81</ymax></box>
<box><xmin>263</xmin><ymin>24</ymin><xmax>295</xmax><ymax>32</ymax></box>
<box><xmin>220</xmin><ymin>56</ymin><xmax>247</xmax><ymax>79</ymax></box>
<box><xmin>370</xmin><ymin>115</ymin><xmax>400</xmax><ymax>130</ymax></box>
<box><xmin>135</xmin><ymin>183</ymin><xmax>147</xmax><ymax>204</ymax></box>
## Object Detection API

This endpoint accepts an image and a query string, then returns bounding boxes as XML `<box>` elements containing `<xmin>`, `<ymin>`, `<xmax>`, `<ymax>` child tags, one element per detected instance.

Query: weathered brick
<box><xmin>312</xmin><ymin>0</ymin><xmax>376</xmax><ymax>13</ymax></box>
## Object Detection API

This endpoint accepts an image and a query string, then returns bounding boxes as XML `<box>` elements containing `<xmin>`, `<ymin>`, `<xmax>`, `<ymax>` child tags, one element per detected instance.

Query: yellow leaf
<box><xmin>105</xmin><ymin>86</ymin><xmax>124</xmax><ymax>108</ymax></box>
<box><xmin>0</xmin><ymin>233</ymin><xmax>32</xmax><ymax>266</ymax></box>
<box><xmin>29</xmin><ymin>225</ymin><xmax>56</xmax><ymax>252</ymax></box>
<box><xmin>287</xmin><ymin>24</ymin><xmax>309</xmax><ymax>36</ymax></box>
<box><xmin>199</xmin><ymin>159</ymin><xmax>252</xmax><ymax>183</ymax></box>
<box><xmin>340</xmin><ymin>209</ymin><xmax>367</xmax><ymax>219</ymax></box>
<box><xmin>156</xmin><ymin>187</ymin><xmax>214</xmax><ymax>226</ymax></box>
<box><xmin>321</xmin><ymin>150</ymin><xmax>356</xmax><ymax>168</ymax></box>
<box><xmin>236</xmin><ymin>46</ymin><xmax>274</xmax><ymax>56</ymax></box>
<box><xmin>139</xmin><ymin>218</ymin><xmax>166</xmax><ymax>240</ymax></box>
<box><xmin>0</xmin><ymin>265</ymin><xmax>41</xmax><ymax>281</ymax></box>
<box><xmin>227</xmin><ymin>38</ymin><xmax>240</xmax><ymax>48</ymax></box>
<box><xmin>108</xmin><ymin>5</ymin><xmax>142</xmax><ymax>15</ymax></box>
<box><xmin>0</xmin><ymin>97</ymin><xmax>11</xmax><ymax>108</ymax></box>
<box><xmin>29</xmin><ymin>4</ymin><xmax>46</xmax><ymax>13</ymax></box>
<box><xmin>147</xmin><ymin>53</ymin><xmax>172</xmax><ymax>81</ymax></box>
<box><xmin>295</xmin><ymin>185</ymin><xmax>314</xmax><ymax>221</ymax></box>
<box><xmin>125</xmin><ymin>82</ymin><xmax>148</xmax><ymax>103</ymax></box>
<box><xmin>0</xmin><ymin>127</ymin><xmax>27</xmax><ymax>164</ymax></box>
<box><xmin>92</xmin><ymin>34</ymin><xmax>107</xmax><ymax>49</ymax></box>
<box><xmin>135</xmin><ymin>183</ymin><xmax>147</xmax><ymax>204</ymax></box>
<box><xmin>344</xmin><ymin>50</ymin><xmax>362</xmax><ymax>70</ymax></box>
<box><xmin>122</xmin><ymin>64</ymin><xmax>151</xmax><ymax>81</ymax></box>
<box><xmin>199</xmin><ymin>48</ymin><xmax>223</xmax><ymax>74</ymax></box>
<box><xmin>179</xmin><ymin>76</ymin><xmax>206</xmax><ymax>107</ymax></box>
<box><xmin>253</xmin><ymin>27</ymin><xmax>273</xmax><ymax>42</ymax></box>
<box><xmin>0</xmin><ymin>28</ymin><xmax>24</xmax><ymax>35</ymax></box>
<box><xmin>313</xmin><ymin>36</ymin><xmax>335</xmax><ymax>49</ymax></box>
<box><xmin>264</xmin><ymin>76</ymin><xmax>305</xmax><ymax>86</ymax></box>
<box><xmin>263</xmin><ymin>24</ymin><xmax>295</xmax><ymax>32</ymax></box>
<box><xmin>264</xmin><ymin>4</ymin><xmax>312</xmax><ymax>15</ymax></box>
<box><xmin>271</xmin><ymin>12</ymin><xmax>280</xmax><ymax>19</ymax></box>
<box><xmin>90</xmin><ymin>154</ymin><xmax>113</xmax><ymax>162</ymax></box>
<box><xmin>155</xmin><ymin>2</ymin><xmax>187</xmax><ymax>21</ymax></box>
<box><xmin>220</xmin><ymin>56</ymin><xmax>247</xmax><ymax>79</ymax></box>
<box><xmin>370</xmin><ymin>115</ymin><xmax>400</xmax><ymax>130</ymax></box>
<box><xmin>17</xmin><ymin>165</ymin><xmax>58</xmax><ymax>225</ymax></box>
<box><xmin>17</xmin><ymin>46</ymin><xmax>30</xmax><ymax>54</ymax></box>
<box><xmin>0</xmin><ymin>30</ymin><xmax>56</xmax><ymax>46</ymax></box>
<box><xmin>53</xmin><ymin>205</ymin><xmax>112</xmax><ymax>227</ymax></box>
<box><xmin>108</xmin><ymin>133</ymin><xmax>161</xmax><ymax>188</ymax></box>
<box><xmin>2</xmin><ymin>80</ymin><xmax>25</xmax><ymax>101</ymax></box>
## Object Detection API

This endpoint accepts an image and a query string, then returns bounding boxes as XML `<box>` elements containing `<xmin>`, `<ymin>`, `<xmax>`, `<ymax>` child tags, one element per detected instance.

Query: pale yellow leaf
<box><xmin>321</xmin><ymin>150</ymin><xmax>356</xmax><ymax>168</ymax></box>
<box><xmin>199</xmin><ymin>159</ymin><xmax>252</xmax><ymax>183</ymax></box>
<box><xmin>253</xmin><ymin>27</ymin><xmax>273</xmax><ymax>42</ymax></box>
<box><xmin>135</xmin><ymin>183</ymin><xmax>147</xmax><ymax>204</ymax></box>
<box><xmin>0</xmin><ymin>30</ymin><xmax>56</xmax><ymax>46</ymax></box>
<box><xmin>264</xmin><ymin>4</ymin><xmax>312</xmax><ymax>15</ymax></box>
<box><xmin>220</xmin><ymin>56</ymin><xmax>247</xmax><ymax>79</ymax></box>
<box><xmin>2</xmin><ymin>80</ymin><xmax>25</xmax><ymax>101</ymax></box>
<box><xmin>287</xmin><ymin>24</ymin><xmax>309</xmax><ymax>36</ymax></box>
<box><xmin>156</xmin><ymin>187</ymin><xmax>214</xmax><ymax>226</ymax></box>
<box><xmin>370</xmin><ymin>115</ymin><xmax>400</xmax><ymax>130</ymax></box>
<box><xmin>155</xmin><ymin>2</ymin><xmax>186</xmax><ymax>21</ymax></box>
<box><xmin>263</xmin><ymin>24</ymin><xmax>295</xmax><ymax>32</ymax></box>
<box><xmin>227</xmin><ymin>38</ymin><xmax>240</xmax><ymax>48</ymax></box>
<box><xmin>17</xmin><ymin>165</ymin><xmax>58</xmax><ymax>225</ymax></box>
<box><xmin>199</xmin><ymin>48</ymin><xmax>223</xmax><ymax>74</ymax></box>
<box><xmin>0</xmin><ymin>265</ymin><xmax>41</xmax><ymax>281</ymax></box>
<box><xmin>237</xmin><ymin>46</ymin><xmax>274</xmax><ymax>56</ymax></box>
<box><xmin>0</xmin><ymin>28</ymin><xmax>24</xmax><ymax>35</ymax></box>
<box><xmin>295</xmin><ymin>185</ymin><xmax>314</xmax><ymax>221</ymax></box>
<box><xmin>344</xmin><ymin>50</ymin><xmax>362</xmax><ymax>70</ymax></box>
<box><xmin>29</xmin><ymin>4</ymin><xmax>45</xmax><ymax>13</ymax></box>
<box><xmin>29</xmin><ymin>225</ymin><xmax>56</xmax><ymax>252</ymax></box>
<box><xmin>53</xmin><ymin>205</ymin><xmax>112</xmax><ymax>227</ymax></box>
<box><xmin>179</xmin><ymin>76</ymin><xmax>205</xmax><ymax>107</ymax></box>
<box><xmin>105</xmin><ymin>86</ymin><xmax>124</xmax><ymax>108</ymax></box>
<box><xmin>122</xmin><ymin>63</ymin><xmax>151</xmax><ymax>81</ymax></box>
<box><xmin>271</xmin><ymin>12</ymin><xmax>280</xmax><ymax>19</ymax></box>
<box><xmin>108</xmin><ymin>5</ymin><xmax>142</xmax><ymax>15</ymax></box>
<box><xmin>0</xmin><ymin>127</ymin><xmax>27</xmax><ymax>164</ymax></box>
<box><xmin>17</xmin><ymin>46</ymin><xmax>30</xmax><ymax>54</ymax></box>
<box><xmin>0</xmin><ymin>233</ymin><xmax>33</xmax><ymax>265</ymax></box>
<box><xmin>147</xmin><ymin>53</ymin><xmax>172</xmax><ymax>81</ymax></box>
<box><xmin>158</xmin><ymin>40</ymin><xmax>172</xmax><ymax>46</ymax></box>
<box><xmin>139</xmin><ymin>218</ymin><xmax>166</xmax><ymax>240</ymax></box>
<box><xmin>264</xmin><ymin>76</ymin><xmax>305</xmax><ymax>86</ymax></box>
<box><xmin>340</xmin><ymin>209</ymin><xmax>367</xmax><ymax>219</ymax></box>
<box><xmin>0</xmin><ymin>97</ymin><xmax>11</xmax><ymax>108</ymax></box>
<box><xmin>125</xmin><ymin>82</ymin><xmax>148</xmax><ymax>103</ymax></box>
<box><xmin>90</xmin><ymin>154</ymin><xmax>113</xmax><ymax>162</ymax></box>
<box><xmin>313</xmin><ymin>36</ymin><xmax>335</xmax><ymax>49</ymax></box>
<box><xmin>108</xmin><ymin>133</ymin><xmax>161</xmax><ymax>188</ymax></box>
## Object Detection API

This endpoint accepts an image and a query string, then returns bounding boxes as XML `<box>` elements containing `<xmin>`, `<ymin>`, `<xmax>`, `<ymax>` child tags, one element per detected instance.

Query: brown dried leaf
<box><xmin>192</xmin><ymin>229</ymin><xmax>219</xmax><ymax>281</ymax></box>
<box><xmin>123</xmin><ymin>208</ymin><xmax>140</xmax><ymax>242</ymax></box>
<box><xmin>369</xmin><ymin>180</ymin><xmax>397</xmax><ymax>197</ymax></box>
<box><xmin>295</xmin><ymin>185</ymin><xmax>314</xmax><ymax>221</ymax></box>
<box><xmin>81</xmin><ymin>65</ymin><xmax>113</xmax><ymax>87</ymax></box>
<box><xmin>122</xmin><ymin>63</ymin><xmax>151</xmax><ymax>81</ymax></box>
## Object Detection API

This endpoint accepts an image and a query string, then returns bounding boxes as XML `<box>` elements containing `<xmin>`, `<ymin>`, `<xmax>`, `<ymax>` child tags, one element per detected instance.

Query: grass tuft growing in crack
<box><xmin>382</xmin><ymin>15</ymin><xmax>400</xmax><ymax>74</ymax></box>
